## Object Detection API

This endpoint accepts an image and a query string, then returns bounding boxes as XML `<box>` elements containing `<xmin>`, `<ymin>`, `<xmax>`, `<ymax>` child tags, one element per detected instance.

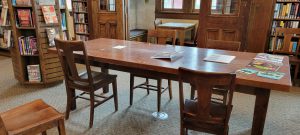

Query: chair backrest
<box><xmin>206</xmin><ymin>39</ymin><xmax>241</xmax><ymax>51</ymax></box>
<box><xmin>0</xmin><ymin>116</ymin><xmax>8</xmax><ymax>135</ymax></box>
<box><xmin>147</xmin><ymin>29</ymin><xmax>176</xmax><ymax>45</ymax></box>
<box><xmin>178</xmin><ymin>67</ymin><xmax>236</xmax><ymax>123</ymax></box>
<box><xmin>154</xmin><ymin>19</ymin><xmax>162</xmax><ymax>29</ymax></box>
<box><xmin>273</xmin><ymin>28</ymin><xmax>300</xmax><ymax>55</ymax></box>
<box><xmin>54</xmin><ymin>38</ymin><xmax>93</xmax><ymax>86</ymax></box>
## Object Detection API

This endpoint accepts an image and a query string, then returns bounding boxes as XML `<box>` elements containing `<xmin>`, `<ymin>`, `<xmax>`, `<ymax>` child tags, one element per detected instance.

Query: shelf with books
<box><xmin>71</xmin><ymin>0</ymin><xmax>92</xmax><ymax>41</ymax></box>
<box><xmin>269</xmin><ymin>1</ymin><xmax>300</xmax><ymax>52</ymax></box>
<box><xmin>0</xmin><ymin>0</ymin><xmax>12</xmax><ymax>56</ymax></box>
<box><xmin>8</xmin><ymin>0</ymin><xmax>65</xmax><ymax>84</ymax></box>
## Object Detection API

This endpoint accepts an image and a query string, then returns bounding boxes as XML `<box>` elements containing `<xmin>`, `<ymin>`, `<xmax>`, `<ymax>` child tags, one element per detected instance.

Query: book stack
<box><xmin>18</xmin><ymin>36</ymin><xmax>38</xmax><ymax>55</ymax></box>
<box><xmin>72</xmin><ymin>2</ymin><xmax>87</xmax><ymax>12</ymax></box>
<box><xmin>74</xmin><ymin>13</ymin><xmax>87</xmax><ymax>23</ymax></box>
<box><xmin>27</xmin><ymin>64</ymin><xmax>41</xmax><ymax>82</ymax></box>
<box><xmin>269</xmin><ymin>38</ymin><xmax>298</xmax><ymax>52</ymax></box>
<box><xmin>16</xmin><ymin>9</ymin><xmax>34</xmax><ymax>27</ymax></box>
<box><xmin>75</xmin><ymin>24</ymin><xmax>88</xmax><ymax>34</ymax></box>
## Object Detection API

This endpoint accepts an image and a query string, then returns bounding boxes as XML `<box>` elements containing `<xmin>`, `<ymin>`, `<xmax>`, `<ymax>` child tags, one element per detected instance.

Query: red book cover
<box><xmin>17</xmin><ymin>9</ymin><xmax>32</xmax><ymax>27</ymax></box>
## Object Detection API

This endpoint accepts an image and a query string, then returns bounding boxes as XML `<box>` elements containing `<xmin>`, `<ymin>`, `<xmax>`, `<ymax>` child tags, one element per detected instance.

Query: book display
<box><xmin>269</xmin><ymin>0</ymin><xmax>300</xmax><ymax>51</ymax></box>
<box><xmin>0</xmin><ymin>0</ymin><xmax>12</xmax><ymax>56</ymax></box>
<box><xmin>8</xmin><ymin>0</ymin><xmax>64</xmax><ymax>84</ymax></box>
<box><xmin>71</xmin><ymin>0</ymin><xmax>92</xmax><ymax>41</ymax></box>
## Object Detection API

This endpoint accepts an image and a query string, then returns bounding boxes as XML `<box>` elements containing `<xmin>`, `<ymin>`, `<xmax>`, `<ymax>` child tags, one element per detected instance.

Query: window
<box><xmin>211</xmin><ymin>0</ymin><xmax>239</xmax><ymax>15</ymax></box>
<box><xmin>163</xmin><ymin>0</ymin><xmax>183</xmax><ymax>10</ymax></box>
<box><xmin>194</xmin><ymin>0</ymin><xmax>201</xmax><ymax>10</ymax></box>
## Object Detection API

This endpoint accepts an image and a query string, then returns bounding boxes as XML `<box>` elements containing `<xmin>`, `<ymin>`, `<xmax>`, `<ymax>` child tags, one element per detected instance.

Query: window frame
<box><xmin>155</xmin><ymin>0</ymin><xmax>200</xmax><ymax>20</ymax></box>
<box><xmin>161</xmin><ymin>0</ymin><xmax>184</xmax><ymax>12</ymax></box>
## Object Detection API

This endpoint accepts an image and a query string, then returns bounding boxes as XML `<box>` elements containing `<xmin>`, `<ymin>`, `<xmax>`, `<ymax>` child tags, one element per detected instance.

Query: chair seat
<box><xmin>0</xmin><ymin>99</ymin><xmax>63</xmax><ymax>135</ymax></box>
<box><xmin>72</xmin><ymin>71</ymin><xmax>117</xmax><ymax>90</ymax></box>
<box><xmin>184</xmin><ymin>99</ymin><xmax>228</xmax><ymax>123</ymax></box>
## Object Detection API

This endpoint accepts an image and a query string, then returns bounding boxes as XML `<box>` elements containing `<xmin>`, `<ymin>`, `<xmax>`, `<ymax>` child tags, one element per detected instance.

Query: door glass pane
<box><xmin>195</xmin><ymin>0</ymin><xmax>201</xmax><ymax>9</ymax></box>
<box><xmin>224</xmin><ymin>0</ymin><xmax>238</xmax><ymax>14</ymax></box>
<box><xmin>211</xmin><ymin>0</ymin><xmax>223</xmax><ymax>14</ymax></box>
<box><xmin>108</xmin><ymin>0</ymin><xmax>116</xmax><ymax>11</ymax></box>
<box><xmin>163</xmin><ymin>0</ymin><xmax>183</xmax><ymax>9</ymax></box>
<box><xmin>99</xmin><ymin>0</ymin><xmax>115</xmax><ymax>11</ymax></box>
<box><xmin>99</xmin><ymin>0</ymin><xmax>107</xmax><ymax>10</ymax></box>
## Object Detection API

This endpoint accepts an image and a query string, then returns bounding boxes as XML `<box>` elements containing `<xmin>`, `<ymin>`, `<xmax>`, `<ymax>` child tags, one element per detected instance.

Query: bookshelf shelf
<box><xmin>0</xmin><ymin>1</ymin><xmax>12</xmax><ymax>57</ymax></box>
<box><xmin>8</xmin><ymin>0</ymin><xmax>65</xmax><ymax>85</ymax></box>
<box><xmin>274</xmin><ymin>18</ymin><xmax>300</xmax><ymax>21</ymax></box>
<box><xmin>16</xmin><ymin>27</ymin><xmax>35</xmax><ymax>29</ymax></box>
<box><xmin>12</xmin><ymin>5</ymin><xmax>32</xmax><ymax>8</ymax></box>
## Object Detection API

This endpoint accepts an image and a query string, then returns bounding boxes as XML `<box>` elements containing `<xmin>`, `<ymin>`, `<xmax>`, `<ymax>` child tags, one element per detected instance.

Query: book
<box><xmin>3</xmin><ymin>30</ymin><xmax>12</xmax><ymax>48</ymax></box>
<box><xmin>27</xmin><ymin>65</ymin><xmax>41</xmax><ymax>82</ymax></box>
<box><xmin>257</xmin><ymin>71</ymin><xmax>285</xmax><ymax>80</ymax></box>
<box><xmin>236</xmin><ymin>68</ymin><xmax>258</xmax><ymax>75</ymax></box>
<box><xmin>18</xmin><ymin>36</ymin><xmax>38</xmax><ymax>55</ymax></box>
<box><xmin>41</xmin><ymin>6</ymin><xmax>58</xmax><ymax>24</ymax></box>
<box><xmin>16</xmin><ymin>9</ymin><xmax>33</xmax><ymax>27</ymax></box>
<box><xmin>16</xmin><ymin>0</ymin><xmax>31</xmax><ymax>5</ymax></box>
<box><xmin>0</xmin><ymin>8</ymin><xmax>8</xmax><ymax>26</ymax></box>
<box><xmin>2</xmin><ymin>0</ymin><xmax>8</xmax><ymax>8</ymax></box>
<box><xmin>254</xmin><ymin>53</ymin><xmax>284</xmax><ymax>63</ymax></box>
<box><xmin>38</xmin><ymin>0</ymin><xmax>55</xmax><ymax>5</ymax></box>
<box><xmin>151</xmin><ymin>51</ymin><xmax>183</xmax><ymax>61</ymax></box>
<box><xmin>203</xmin><ymin>54</ymin><xmax>236</xmax><ymax>64</ymax></box>
<box><xmin>61</xmin><ymin>12</ymin><xmax>67</xmax><ymax>30</ymax></box>
<box><xmin>59</xmin><ymin>0</ymin><xmax>65</xmax><ymax>8</ymax></box>
<box><xmin>247</xmin><ymin>59</ymin><xmax>282</xmax><ymax>72</ymax></box>
<box><xmin>46</xmin><ymin>28</ymin><xmax>60</xmax><ymax>47</ymax></box>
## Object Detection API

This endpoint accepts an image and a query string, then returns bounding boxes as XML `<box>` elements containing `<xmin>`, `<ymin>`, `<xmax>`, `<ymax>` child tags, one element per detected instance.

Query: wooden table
<box><xmin>48</xmin><ymin>38</ymin><xmax>291</xmax><ymax>135</ymax></box>
<box><xmin>156</xmin><ymin>22</ymin><xmax>196</xmax><ymax>46</ymax></box>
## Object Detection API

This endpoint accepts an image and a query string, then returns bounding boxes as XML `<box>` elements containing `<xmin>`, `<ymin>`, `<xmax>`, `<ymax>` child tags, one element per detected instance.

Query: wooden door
<box><xmin>198</xmin><ymin>0</ymin><xmax>251</xmax><ymax>50</ymax></box>
<box><xmin>91</xmin><ymin>0</ymin><xmax>124</xmax><ymax>39</ymax></box>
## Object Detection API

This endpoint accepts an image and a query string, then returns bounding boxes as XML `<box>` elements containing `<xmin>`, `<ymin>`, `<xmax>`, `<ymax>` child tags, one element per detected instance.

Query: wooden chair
<box><xmin>178</xmin><ymin>67</ymin><xmax>236</xmax><ymax>135</ymax></box>
<box><xmin>0</xmin><ymin>99</ymin><xmax>66</xmax><ymax>135</ymax></box>
<box><xmin>129</xmin><ymin>29</ymin><xmax>176</xmax><ymax>112</ymax></box>
<box><xmin>272</xmin><ymin>28</ymin><xmax>300</xmax><ymax>82</ymax></box>
<box><xmin>190</xmin><ymin>39</ymin><xmax>240</xmax><ymax>104</ymax></box>
<box><xmin>54</xmin><ymin>38</ymin><xmax>118</xmax><ymax>128</ymax></box>
<box><xmin>206</xmin><ymin>39</ymin><xmax>241</xmax><ymax>51</ymax></box>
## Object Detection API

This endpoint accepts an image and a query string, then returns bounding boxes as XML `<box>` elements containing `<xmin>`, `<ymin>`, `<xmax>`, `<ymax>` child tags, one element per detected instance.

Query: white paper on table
<box><xmin>113</xmin><ymin>45</ymin><xmax>127</xmax><ymax>49</ymax></box>
<box><xmin>203</xmin><ymin>54</ymin><xmax>236</xmax><ymax>64</ymax></box>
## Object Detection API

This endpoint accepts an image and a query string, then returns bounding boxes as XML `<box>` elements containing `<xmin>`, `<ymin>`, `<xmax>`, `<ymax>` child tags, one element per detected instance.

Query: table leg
<box><xmin>251</xmin><ymin>88</ymin><xmax>270</xmax><ymax>135</ymax></box>
<box><xmin>178</xmin><ymin>30</ymin><xmax>185</xmax><ymax>46</ymax></box>
<box><xmin>101</xmin><ymin>66</ymin><xmax>109</xmax><ymax>93</ymax></box>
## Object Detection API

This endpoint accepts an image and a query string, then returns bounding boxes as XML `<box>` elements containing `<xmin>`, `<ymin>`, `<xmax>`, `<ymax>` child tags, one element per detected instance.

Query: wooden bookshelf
<box><xmin>8</xmin><ymin>0</ymin><xmax>64</xmax><ymax>84</ymax></box>
<box><xmin>269</xmin><ymin>1</ymin><xmax>300</xmax><ymax>52</ymax></box>
<box><xmin>0</xmin><ymin>0</ymin><xmax>12</xmax><ymax>57</ymax></box>
<box><xmin>71</xmin><ymin>0</ymin><xmax>93</xmax><ymax>41</ymax></box>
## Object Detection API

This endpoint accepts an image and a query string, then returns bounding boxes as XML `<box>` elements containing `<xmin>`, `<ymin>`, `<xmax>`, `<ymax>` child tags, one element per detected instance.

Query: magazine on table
<box><xmin>254</xmin><ymin>53</ymin><xmax>284</xmax><ymax>63</ymax></box>
<box><xmin>247</xmin><ymin>59</ymin><xmax>282</xmax><ymax>72</ymax></box>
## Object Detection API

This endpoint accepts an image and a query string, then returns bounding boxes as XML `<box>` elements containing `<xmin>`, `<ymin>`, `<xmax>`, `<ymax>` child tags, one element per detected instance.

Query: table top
<box><xmin>157</xmin><ymin>22</ymin><xmax>196</xmax><ymax>29</ymax></box>
<box><xmin>49</xmin><ymin>38</ymin><xmax>292</xmax><ymax>91</ymax></box>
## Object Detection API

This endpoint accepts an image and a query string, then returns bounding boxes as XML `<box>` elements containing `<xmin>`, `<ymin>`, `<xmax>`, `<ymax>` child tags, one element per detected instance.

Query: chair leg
<box><xmin>146</xmin><ymin>78</ymin><xmax>150</xmax><ymax>95</ymax></box>
<box><xmin>294</xmin><ymin>64</ymin><xmax>299</xmax><ymax>81</ymax></box>
<box><xmin>42</xmin><ymin>131</ymin><xmax>47</xmax><ymax>135</ymax></box>
<box><xmin>157</xmin><ymin>79</ymin><xmax>162</xmax><ymax>112</ymax></box>
<box><xmin>168</xmin><ymin>79</ymin><xmax>172</xmax><ymax>99</ymax></box>
<box><xmin>223</xmin><ymin>93</ymin><xmax>228</xmax><ymax>104</ymax></box>
<box><xmin>112</xmin><ymin>79</ymin><xmax>118</xmax><ymax>111</ymax></box>
<box><xmin>65</xmin><ymin>87</ymin><xmax>74</xmax><ymax>120</ymax></box>
<box><xmin>185</xmin><ymin>128</ymin><xmax>188</xmax><ymax>135</ymax></box>
<box><xmin>130</xmin><ymin>74</ymin><xmax>134</xmax><ymax>106</ymax></box>
<box><xmin>57</xmin><ymin>119</ymin><xmax>66</xmax><ymax>135</ymax></box>
<box><xmin>190</xmin><ymin>85</ymin><xmax>195</xmax><ymax>100</ymax></box>
<box><xmin>89</xmin><ymin>92</ymin><xmax>95</xmax><ymax>128</ymax></box>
